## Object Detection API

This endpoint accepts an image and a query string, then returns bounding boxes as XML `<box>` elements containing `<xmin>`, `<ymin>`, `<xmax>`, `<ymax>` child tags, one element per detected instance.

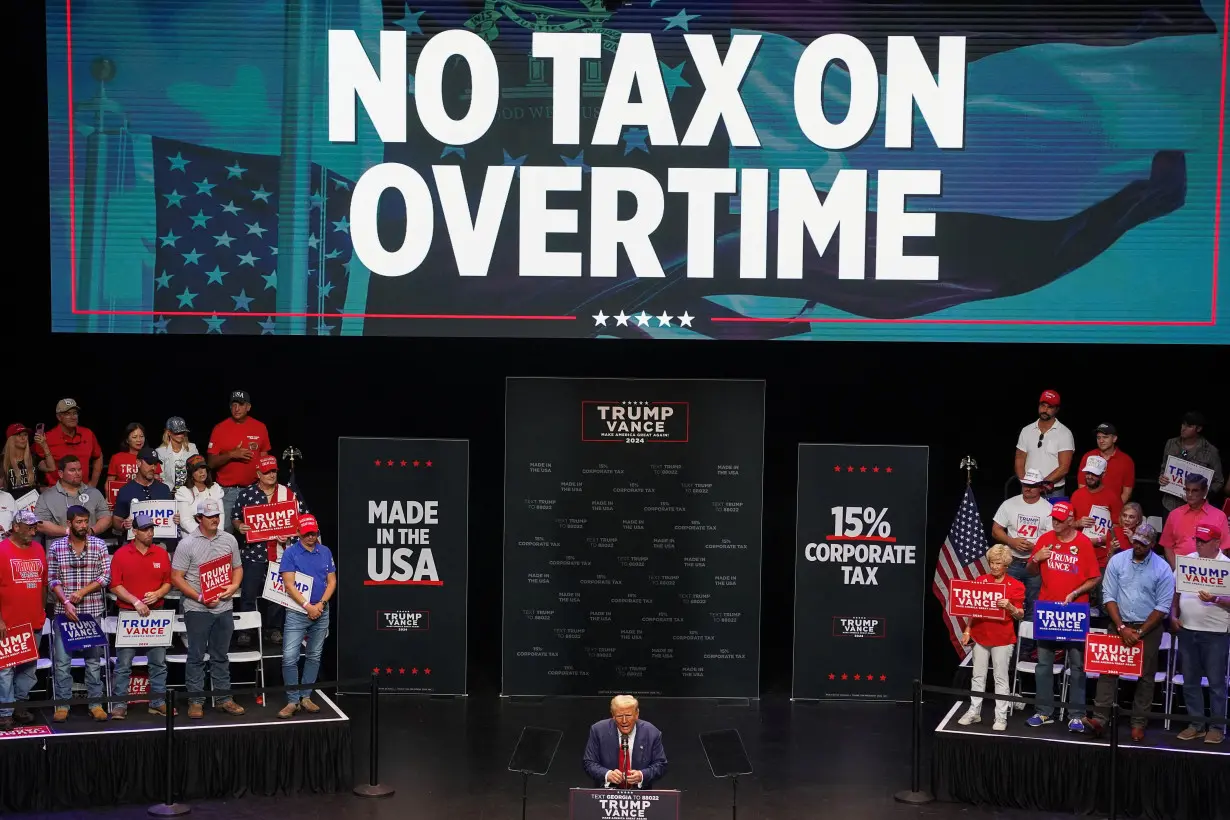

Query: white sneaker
<box><xmin>958</xmin><ymin>709</ymin><xmax>981</xmax><ymax>726</ymax></box>
<box><xmin>993</xmin><ymin>720</ymin><xmax>1008</xmax><ymax>732</ymax></box>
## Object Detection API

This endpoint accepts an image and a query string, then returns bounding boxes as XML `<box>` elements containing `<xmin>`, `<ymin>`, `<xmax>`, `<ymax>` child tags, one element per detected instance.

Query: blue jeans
<box><xmin>237</xmin><ymin>556</ymin><xmax>285</xmax><ymax>633</ymax></box>
<box><xmin>111</xmin><ymin>646</ymin><xmax>168</xmax><ymax>710</ymax></box>
<box><xmin>184</xmin><ymin>610</ymin><xmax>235</xmax><ymax>706</ymax></box>
<box><xmin>222</xmin><ymin>485</ymin><xmax>242</xmax><ymax>534</ymax></box>
<box><xmin>0</xmin><ymin>660</ymin><xmax>38</xmax><ymax>718</ymax></box>
<box><xmin>53</xmin><ymin>625</ymin><xmax>105</xmax><ymax>709</ymax></box>
<box><xmin>282</xmin><ymin>606</ymin><xmax>329</xmax><ymax>703</ymax></box>
<box><xmin>1035</xmin><ymin>640</ymin><xmax>1086</xmax><ymax>719</ymax></box>
<box><xmin>1180</xmin><ymin>628</ymin><xmax>1229</xmax><ymax>732</ymax></box>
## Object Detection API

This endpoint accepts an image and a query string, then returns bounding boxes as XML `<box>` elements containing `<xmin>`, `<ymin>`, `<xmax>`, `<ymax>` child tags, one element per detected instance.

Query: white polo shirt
<box><xmin>1016</xmin><ymin>419</ymin><xmax>1075</xmax><ymax>488</ymax></box>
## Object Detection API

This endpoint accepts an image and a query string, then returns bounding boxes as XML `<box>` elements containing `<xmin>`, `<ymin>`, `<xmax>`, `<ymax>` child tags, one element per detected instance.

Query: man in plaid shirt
<box><xmin>48</xmin><ymin>504</ymin><xmax>112</xmax><ymax>722</ymax></box>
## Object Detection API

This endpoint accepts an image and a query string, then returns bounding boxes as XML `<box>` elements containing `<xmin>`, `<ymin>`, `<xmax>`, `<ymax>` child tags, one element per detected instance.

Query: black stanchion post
<box><xmin>148</xmin><ymin>689</ymin><xmax>190</xmax><ymax>816</ymax></box>
<box><xmin>1107</xmin><ymin>703</ymin><xmax>1119</xmax><ymax>820</ymax></box>
<box><xmin>893</xmin><ymin>679</ymin><xmax>935</xmax><ymax>805</ymax></box>
<box><xmin>353</xmin><ymin>673</ymin><xmax>395</xmax><ymax>798</ymax></box>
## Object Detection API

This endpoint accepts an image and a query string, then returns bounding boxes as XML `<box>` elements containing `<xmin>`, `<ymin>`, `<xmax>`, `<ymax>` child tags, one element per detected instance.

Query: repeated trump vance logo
<box><xmin>831</xmin><ymin>616</ymin><xmax>887</xmax><ymax>639</ymax></box>
<box><xmin>377</xmin><ymin>610</ymin><xmax>431</xmax><ymax>631</ymax></box>
<box><xmin>582</xmin><ymin>401</ymin><xmax>689</xmax><ymax>443</ymax></box>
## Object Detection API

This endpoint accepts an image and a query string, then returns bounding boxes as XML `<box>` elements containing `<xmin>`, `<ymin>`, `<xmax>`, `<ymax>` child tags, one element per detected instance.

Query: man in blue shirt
<box><xmin>1084</xmin><ymin>524</ymin><xmax>1175</xmax><ymax>741</ymax></box>
<box><xmin>277</xmin><ymin>514</ymin><xmax>336</xmax><ymax>718</ymax></box>
<box><xmin>113</xmin><ymin>448</ymin><xmax>177</xmax><ymax>551</ymax></box>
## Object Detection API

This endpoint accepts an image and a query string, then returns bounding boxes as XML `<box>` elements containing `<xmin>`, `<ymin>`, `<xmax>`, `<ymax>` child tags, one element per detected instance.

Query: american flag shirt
<box><xmin>232</xmin><ymin>483</ymin><xmax>309</xmax><ymax>563</ymax></box>
<box><xmin>47</xmin><ymin>535</ymin><xmax>112</xmax><ymax>618</ymax></box>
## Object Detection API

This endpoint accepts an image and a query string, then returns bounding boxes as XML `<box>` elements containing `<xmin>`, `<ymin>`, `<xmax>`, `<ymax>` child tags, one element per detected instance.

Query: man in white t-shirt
<box><xmin>1171</xmin><ymin>523</ymin><xmax>1229</xmax><ymax>745</ymax></box>
<box><xmin>1015</xmin><ymin>389</ymin><xmax>1075</xmax><ymax>498</ymax></box>
<box><xmin>992</xmin><ymin>468</ymin><xmax>1053</xmax><ymax>624</ymax></box>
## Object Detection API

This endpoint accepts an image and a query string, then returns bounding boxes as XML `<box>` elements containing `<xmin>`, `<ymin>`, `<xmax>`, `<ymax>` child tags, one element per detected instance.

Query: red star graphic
<box><xmin>424</xmin><ymin>668</ymin><xmax>431</xmax><ymax>675</ymax></box>
<box><xmin>879</xmin><ymin>675</ymin><xmax>887</xmax><ymax>682</ymax></box>
<box><xmin>372</xmin><ymin>666</ymin><xmax>380</xmax><ymax>674</ymax></box>
<box><xmin>426</xmin><ymin>460</ymin><xmax>433</xmax><ymax>467</ymax></box>
<box><xmin>847</xmin><ymin>466</ymin><xmax>854</xmax><ymax>473</ymax></box>
<box><xmin>854</xmin><ymin>674</ymin><xmax>861</xmax><ymax>680</ymax></box>
<box><xmin>860</xmin><ymin>466</ymin><xmax>867</xmax><ymax>473</ymax></box>
<box><xmin>385</xmin><ymin>667</ymin><xmax>393</xmax><ymax>674</ymax></box>
<box><xmin>386</xmin><ymin>460</ymin><xmax>394</xmax><ymax>467</ymax></box>
<box><xmin>866</xmin><ymin>674</ymin><xmax>873</xmax><ymax>681</ymax></box>
<box><xmin>872</xmin><ymin>466</ymin><xmax>880</xmax><ymax>473</ymax></box>
<box><xmin>413</xmin><ymin>460</ymin><xmax>421</xmax><ymax>467</ymax></box>
<box><xmin>373</xmin><ymin>460</ymin><xmax>381</xmax><ymax>467</ymax></box>
<box><xmin>886</xmin><ymin>467</ymin><xmax>893</xmax><ymax>473</ymax></box>
<box><xmin>828</xmin><ymin>673</ymin><xmax>835</xmax><ymax>680</ymax></box>
<box><xmin>398</xmin><ymin>667</ymin><xmax>406</xmax><ymax>675</ymax></box>
<box><xmin>833</xmin><ymin>465</ymin><xmax>841</xmax><ymax>473</ymax></box>
<box><xmin>411</xmin><ymin>667</ymin><xmax>419</xmax><ymax>675</ymax></box>
<box><xmin>840</xmin><ymin>673</ymin><xmax>848</xmax><ymax>680</ymax></box>
<box><xmin>400</xmin><ymin>460</ymin><xmax>408</xmax><ymax>467</ymax></box>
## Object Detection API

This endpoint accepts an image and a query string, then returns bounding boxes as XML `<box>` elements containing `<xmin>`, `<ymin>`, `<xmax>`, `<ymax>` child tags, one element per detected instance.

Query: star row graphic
<box><xmin>373</xmin><ymin>666</ymin><xmax>432</xmax><ymax>676</ymax></box>
<box><xmin>834</xmin><ymin>465</ymin><xmax>894</xmax><ymax>473</ymax></box>
<box><xmin>592</xmin><ymin>310</ymin><xmax>695</xmax><ymax>328</ymax></box>
<box><xmin>374</xmin><ymin>459</ymin><xmax>434</xmax><ymax>467</ymax></box>
<box><xmin>828</xmin><ymin>673</ymin><xmax>889</xmax><ymax>682</ymax></box>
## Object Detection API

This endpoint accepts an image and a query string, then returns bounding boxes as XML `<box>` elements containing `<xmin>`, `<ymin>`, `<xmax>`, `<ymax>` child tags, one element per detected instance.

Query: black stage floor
<box><xmin>8</xmin><ymin>694</ymin><xmax>1083</xmax><ymax>820</ymax></box>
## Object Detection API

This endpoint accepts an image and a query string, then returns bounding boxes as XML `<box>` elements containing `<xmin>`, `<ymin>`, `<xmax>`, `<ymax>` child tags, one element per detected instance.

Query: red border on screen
<box><xmin>64</xmin><ymin>0</ymin><xmax>1226</xmax><ymax>328</ymax></box>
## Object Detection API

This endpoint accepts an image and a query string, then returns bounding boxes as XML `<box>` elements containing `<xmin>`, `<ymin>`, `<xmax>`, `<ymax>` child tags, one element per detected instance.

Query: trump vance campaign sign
<box><xmin>1174</xmin><ymin>555</ymin><xmax>1230</xmax><ymax>595</ymax></box>
<box><xmin>115</xmin><ymin>610</ymin><xmax>175</xmax><ymax>648</ymax></box>
<box><xmin>1033</xmin><ymin>601</ymin><xmax>1090</xmax><ymax>642</ymax></box>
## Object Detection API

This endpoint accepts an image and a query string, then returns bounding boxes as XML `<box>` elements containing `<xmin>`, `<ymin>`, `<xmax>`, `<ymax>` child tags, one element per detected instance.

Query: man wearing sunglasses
<box><xmin>1015</xmin><ymin>389</ymin><xmax>1074</xmax><ymax>499</ymax></box>
<box><xmin>1158</xmin><ymin>412</ymin><xmax>1223</xmax><ymax>513</ymax></box>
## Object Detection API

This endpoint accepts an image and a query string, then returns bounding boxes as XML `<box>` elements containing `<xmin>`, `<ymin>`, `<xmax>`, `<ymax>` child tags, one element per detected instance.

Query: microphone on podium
<box><xmin>620</xmin><ymin>733</ymin><xmax>630</xmax><ymax>783</ymax></box>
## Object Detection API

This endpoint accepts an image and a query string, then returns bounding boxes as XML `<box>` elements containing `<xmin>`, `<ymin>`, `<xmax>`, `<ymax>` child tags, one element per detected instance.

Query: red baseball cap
<box><xmin>256</xmin><ymin>455</ymin><xmax>278</xmax><ymax>473</ymax></box>
<box><xmin>1039</xmin><ymin>389</ymin><xmax>1061</xmax><ymax>406</ymax></box>
<box><xmin>1051</xmin><ymin>501</ymin><xmax>1074</xmax><ymax>521</ymax></box>
<box><xmin>1194</xmin><ymin>524</ymin><xmax>1223</xmax><ymax>541</ymax></box>
<box><xmin>298</xmin><ymin>514</ymin><xmax>319</xmax><ymax>535</ymax></box>
<box><xmin>5</xmin><ymin>423</ymin><xmax>29</xmax><ymax>438</ymax></box>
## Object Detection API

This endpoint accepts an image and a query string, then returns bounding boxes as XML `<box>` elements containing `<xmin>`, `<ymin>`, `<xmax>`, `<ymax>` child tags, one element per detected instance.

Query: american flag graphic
<box><xmin>931</xmin><ymin>486</ymin><xmax>993</xmax><ymax>656</ymax></box>
<box><xmin>151</xmin><ymin>137</ymin><xmax>354</xmax><ymax>336</ymax></box>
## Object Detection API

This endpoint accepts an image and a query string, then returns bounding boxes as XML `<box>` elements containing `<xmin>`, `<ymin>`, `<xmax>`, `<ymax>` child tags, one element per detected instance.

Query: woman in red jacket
<box><xmin>958</xmin><ymin>544</ymin><xmax>1026</xmax><ymax>731</ymax></box>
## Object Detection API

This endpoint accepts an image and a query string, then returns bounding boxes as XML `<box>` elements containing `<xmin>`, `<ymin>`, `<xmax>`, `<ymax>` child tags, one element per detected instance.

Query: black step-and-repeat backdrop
<box><xmin>502</xmin><ymin>378</ymin><xmax>765</xmax><ymax>697</ymax></box>
<box><xmin>792</xmin><ymin>444</ymin><xmax>928</xmax><ymax>702</ymax></box>
<box><xmin>337</xmin><ymin>438</ymin><xmax>469</xmax><ymax>695</ymax></box>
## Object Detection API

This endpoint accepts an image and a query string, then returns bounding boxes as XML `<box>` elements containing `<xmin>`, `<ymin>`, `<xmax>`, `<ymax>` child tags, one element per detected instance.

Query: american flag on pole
<box><xmin>931</xmin><ymin>486</ymin><xmax>992</xmax><ymax>657</ymax></box>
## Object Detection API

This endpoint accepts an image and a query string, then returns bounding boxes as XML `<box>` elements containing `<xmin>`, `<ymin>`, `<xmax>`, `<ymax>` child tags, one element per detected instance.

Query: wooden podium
<box><xmin>569</xmin><ymin>788</ymin><xmax>681</xmax><ymax>819</ymax></box>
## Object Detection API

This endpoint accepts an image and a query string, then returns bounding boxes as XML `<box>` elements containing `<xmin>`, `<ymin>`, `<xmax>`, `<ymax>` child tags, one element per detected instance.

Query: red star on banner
<box><xmin>873</xmin><ymin>466</ymin><xmax>880</xmax><ymax>473</ymax></box>
<box><xmin>373</xmin><ymin>460</ymin><xmax>381</xmax><ymax>467</ymax></box>
<box><xmin>866</xmin><ymin>673</ymin><xmax>873</xmax><ymax>681</ymax></box>
<box><xmin>400</xmin><ymin>460</ymin><xmax>407</xmax><ymax>467</ymax></box>
<box><xmin>386</xmin><ymin>460</ymin><xmax>394</xmax><ymax>467</ymax></box>
<box><xmin>833</xmin><ymin>465</ymin><xmax>841</xmax><ymax>472</ymax></box>
<box><xmin>413</xmin><ymin>460</ymin><xmax>421</xmax><ymax>467</ymax></box>
<box><xmin>847</xmin><ymin>466</ymin><xmax>854</xmax><ymax>473</ymax></box>
<box><xmin>840</xmin><ymin>673</ymin><xmax>848</xmax><ymax>680</ymax></box>
<box><xmin>886</xmin><ymin>467</ymin><xmax>893</xmax><ymax>473</ymax></box>
<box><xmin>411</xmin><ymin>667</ymin><xmax>419</xmax><ymax>675</ymax></box>
<box><xmin>385</xmin><ymin>667</ymin><xmax>393</xmax><ymax>674</ymax></box>
<box><xmin>828</xmin><ymin>673</ymin><xmax>835</xmax><ymax>680</ymax></box>
<box><xmin>424</xmin><ymin>668</ymin><xmax>432</xmax><ymax>675</ymax></box>
<box><xmin>426</xmin><ymin>460</ymin><xmax>433</xmax><ymax>467</ymax></box>
<box><xmin>880</xmin><ymin>675</ymin><xmax>887</xmax><ymax>682</ymax></box>
<box><xmin>398</xmin><ymin>667</ymin><xmax>406</xmax><ymax>675</ymax></box>
<box><xmin>854</xmin><ymin>674</ymin><xmax>861</xmax><ymax>680</ymax></box>
<box><xmin>859</xmin><ymin>466</ymin><xmax>867</xmax><ymax>473</ymax></box>
<box><xmin>372</xmin><ymin>666</ymin><xmax>380</xmax><ymax>674</ymax></box>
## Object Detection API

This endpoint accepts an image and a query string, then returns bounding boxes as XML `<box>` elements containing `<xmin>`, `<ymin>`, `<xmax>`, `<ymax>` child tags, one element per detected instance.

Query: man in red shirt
<box><xmin>957</xmin><ymin>544</ymin><xmax>1026</xmax><ymax>731</ymax></box>
<box><xmin>0</xmin><ymin>510</ymin><xmax>48</xmax><ymax>730</ymax></box>
<box><xmin>1078</xmin><ymin>423</ymin><xmax>1136</xmax><ymax>504</ymax></box>
<box><xmin>207</xmin><ymin>390</ymin><xmax>271</xmax><ymax>534</ymax></box>
<box><xmin>1070</xmin><ymin>455</ymin><xmax>1125</xmax><ymax>570</ymax></box>
<box><xmin>1026</xmin><ymin>501</ymin><xmax>1102</xmax><ymax>731</ymax></box>
<box><xmin>34</xmin><ymin>398</ymin><xmax>103</xmax><ymax>487</ymax></box>
<box><xmin>108</xmin><ymin>511</ymin><xmax>174</xmax><ymax>719</ymax></box>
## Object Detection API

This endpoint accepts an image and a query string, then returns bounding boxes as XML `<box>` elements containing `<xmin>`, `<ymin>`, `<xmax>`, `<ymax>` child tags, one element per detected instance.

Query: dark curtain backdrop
<box><xmin>17</xmin><ymin>0</ymin><xmax>1222</xmax><ymax>697</ymax></box>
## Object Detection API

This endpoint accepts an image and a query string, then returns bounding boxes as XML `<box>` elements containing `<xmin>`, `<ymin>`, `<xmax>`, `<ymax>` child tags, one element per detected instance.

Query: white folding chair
<box><xmin>1165</xmin><ymin>633</ymin><xmax>1230</xmax><ymax>730</ymax></box>
<box><xmin>1012</xmin><ymin>620</ymin><xmax>1068</xmax><ymax>716</ymax></box>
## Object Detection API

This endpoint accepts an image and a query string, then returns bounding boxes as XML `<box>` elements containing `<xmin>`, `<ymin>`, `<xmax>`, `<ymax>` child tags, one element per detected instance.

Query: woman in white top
<box><xmin>175</xmin><ymin>454</ymin><xmax>224</xmax><ymax>537</ymax></box>
<box><xmin>157</xmin><ymin>416</ymin><xmax>199</xmax><ymax>492</ymax></box>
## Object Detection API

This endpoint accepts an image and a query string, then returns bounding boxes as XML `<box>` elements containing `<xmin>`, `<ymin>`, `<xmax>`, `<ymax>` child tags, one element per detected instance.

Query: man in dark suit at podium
<box><xmin>583</xmin><ymin>695</ymin><xmax>668</xmax><ymax>789</ymax></box>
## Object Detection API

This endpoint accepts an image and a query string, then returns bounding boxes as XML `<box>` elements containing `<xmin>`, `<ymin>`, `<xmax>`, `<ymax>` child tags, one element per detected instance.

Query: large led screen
<box><xmin>46</xmin><ymin>0</ymin><xmax>1227</xmax><ymax>341</ymax></box>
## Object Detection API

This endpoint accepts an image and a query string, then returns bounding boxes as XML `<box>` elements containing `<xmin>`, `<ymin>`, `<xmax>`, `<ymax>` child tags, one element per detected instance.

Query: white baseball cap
<box><xmin>195</xmin><ymin>498</ymin><xmax>223</xmax><ymax>517</ymax></box>
<box><xmin>1084</xmin><ymin>455</ymin><xmax>1108</xmax><ymax>476</ymax></box>
<box><xmin>1020</xmin><ymin>468</ymin><xmax>1046</xmax><ymax>486</ymax></box>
